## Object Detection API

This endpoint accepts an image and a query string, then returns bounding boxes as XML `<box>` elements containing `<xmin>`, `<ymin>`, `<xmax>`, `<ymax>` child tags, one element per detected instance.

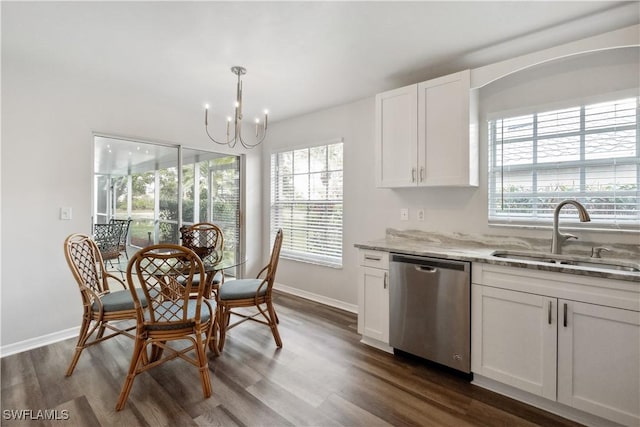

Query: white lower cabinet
<box><xmin>472</xmin><ymin>264</ymin><xmax>640</xmax><ymax>426</ymax></box>
<box><xmin>471</xmin><ymin>286</ymin><xmax>557</xmax><ymax>400</ymax></box>
<box><xmin>357</xmin><ymin>250</ymin><xmax>392</xmax><ymax>352</ymax></box>
<box><xmin>558</xmin><ymin>300</ymin><xmax>640</xmax><ymax>426</ymax></box>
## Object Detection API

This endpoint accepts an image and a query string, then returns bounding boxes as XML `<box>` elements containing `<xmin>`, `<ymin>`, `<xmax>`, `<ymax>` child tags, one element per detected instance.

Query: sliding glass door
<box><xmin>181</xmin><ymin>148</ymin><xmax>242</xmax><ymax>276</ymax></box>
<box><xmin>93</xmin><ymin>136</ymin><xmax>243</xmax><ymax>276</ymax></box>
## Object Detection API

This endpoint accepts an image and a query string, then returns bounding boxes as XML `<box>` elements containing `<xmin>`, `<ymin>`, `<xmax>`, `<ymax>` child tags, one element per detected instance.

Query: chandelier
<box><xmin>204</xmin><ymin>66</ymin><xmax>268</xmax><ymax>149</ymax></box>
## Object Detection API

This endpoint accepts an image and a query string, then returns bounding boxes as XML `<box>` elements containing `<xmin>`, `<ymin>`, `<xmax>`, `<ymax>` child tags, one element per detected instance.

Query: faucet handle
<box><xmin>591</xmin><ymin>246</ymin><xmax>610</xmax><ymax>258</ymax></box>
<box><xmin>563</xmin><ymin>233</ymin><xmax>577</xmax><ymax>242</ymax></box>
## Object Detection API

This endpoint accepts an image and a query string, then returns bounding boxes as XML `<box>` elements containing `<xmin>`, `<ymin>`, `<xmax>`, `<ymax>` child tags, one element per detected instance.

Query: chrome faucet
<box><xmin>551</xmin><ymin>200</ymin><xmax>591</xmax><ymax>254</ymax></box>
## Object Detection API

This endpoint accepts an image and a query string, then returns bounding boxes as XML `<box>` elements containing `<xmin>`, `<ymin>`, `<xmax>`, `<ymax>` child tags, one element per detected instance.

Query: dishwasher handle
<box><xmin>415</xmin><ymin>265</ymin><xmax>438</xmax><ymax>273</ymax></box>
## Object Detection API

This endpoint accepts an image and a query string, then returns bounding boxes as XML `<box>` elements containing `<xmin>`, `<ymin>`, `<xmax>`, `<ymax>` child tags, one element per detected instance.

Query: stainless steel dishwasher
<box><xmin>389</xmin><ymin>253</ymin><xmax>471</xmax><ymax>373</ymax></box>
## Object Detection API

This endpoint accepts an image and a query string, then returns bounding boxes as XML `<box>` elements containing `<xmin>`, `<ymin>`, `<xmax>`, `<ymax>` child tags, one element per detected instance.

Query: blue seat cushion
<box><xmin>92</xmin><ymin>288</ymin><xmax>147</xmax><ymax>312</ymax></box>
<box><xmin>211</xmin><ymin>271</ymin><xmax>223</xmax><ymax>285</ymax></box>
<box><xmin>219</xmin><ymin>279</ymin><xmax>267</xmax><ymax>300</ymax></box>
<box><xmin>177</xmin><ymin>271</ymin><xmax>223</xmax><ymax>287</ymax></box>
<box><xmin>145</xmin><ymin>299</ymin><xmax>214</xmax><ymax>330</ymax></box>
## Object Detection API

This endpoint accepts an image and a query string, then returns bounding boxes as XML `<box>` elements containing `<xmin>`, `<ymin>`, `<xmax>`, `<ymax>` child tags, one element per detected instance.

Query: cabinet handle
<box><xmin>563</xmin><ymin>303</ymin><xmax>568</xmax><ymax>327</ymax></box>
<box><xmin>548</xmin><ymin>300</ymin><xmax>552</xmax><ymax>325</ymax></box>
<box><xmin>420</xmin><ymin>167</ymin><xmax>424</xmax><ymax>182</ymax></box>
<box><xmin>383</xmin><ymin>272</ymin><xmax>388</xmax><ymax>289</ymax></box>
<box><xmin>411</xmin><ymin>168</ymin><xmax>416</xmax><ymax>183</ymax></box>
<box><xmin>364</xmin><ymin>255</ymin><xmax>382</xmax><ymax>261</ymax></box>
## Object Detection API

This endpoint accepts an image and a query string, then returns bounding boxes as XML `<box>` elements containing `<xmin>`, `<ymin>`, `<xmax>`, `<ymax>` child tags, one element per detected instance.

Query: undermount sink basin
<box><xmin>490</xmin><ymin>250</ymin><xmax>640</xmax><ymax>273</ymax></box>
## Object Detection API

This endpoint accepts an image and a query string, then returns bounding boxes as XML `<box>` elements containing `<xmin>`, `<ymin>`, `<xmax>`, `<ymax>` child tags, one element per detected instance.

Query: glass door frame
<box><xmin>92</xmin><ymin>133</ymin><xmax>245</xmax><ymax>278</ymax></box>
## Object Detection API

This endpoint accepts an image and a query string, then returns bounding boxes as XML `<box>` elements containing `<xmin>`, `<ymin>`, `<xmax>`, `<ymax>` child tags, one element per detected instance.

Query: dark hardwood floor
<box><xmin>1</xmin><ymin>292</ymin><xmax>582</xmax><ymax>427</ymax></box>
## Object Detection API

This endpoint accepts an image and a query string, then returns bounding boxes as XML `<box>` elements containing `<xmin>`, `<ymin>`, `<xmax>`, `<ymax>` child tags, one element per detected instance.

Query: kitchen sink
<box><xmin>490</xmin><ymin>250</ymin><xmax>640</xmax><ymax>273</ymax></box>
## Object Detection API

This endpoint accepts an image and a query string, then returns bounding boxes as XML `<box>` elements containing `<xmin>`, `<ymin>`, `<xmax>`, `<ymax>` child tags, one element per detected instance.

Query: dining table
<box><xmin>112</xmin><ymin>248</ymin><xmax>246</xmax><ymax>300</ymax></box>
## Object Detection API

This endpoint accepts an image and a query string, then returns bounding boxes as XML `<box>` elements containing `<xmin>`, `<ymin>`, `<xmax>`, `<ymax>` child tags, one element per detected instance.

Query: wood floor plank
<box><xmin>0</xmin><ymin>292</ymin><xmax>587</xmax><ymax>427</ymax></box>
<box><xmin>193</xmin><ymin>405</ymin><xmax>241</xmax><ymax>427</ymax></box>
<box><xmin>52</xmin><ymin>396</ymin><xmax>101</xmax><ymax>427</ymax></box>
<box><xmin>319</xmin><ymin>393</ymin><xmax>394</xmax><ymax>427</ymax></box>
<box><xmin>210</xmin><ymin>369</ymin><xmax>294</xmax><ymax>427</ymax></box>
<box><xmin>337</xmin><ymin>366</ymin><xmax>477</xmax><ymax>427</ymax></box>
<box><xmin>246</xmin><ymin>377</ymin><xmax>342</xmax><ymax>426</ymax></box>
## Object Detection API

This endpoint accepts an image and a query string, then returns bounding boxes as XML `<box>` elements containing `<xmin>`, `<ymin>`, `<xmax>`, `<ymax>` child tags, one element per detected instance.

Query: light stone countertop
<box><xmin>355</xmin><ymin>230</ymin><xmax>640</xmax><ymax>283</ymax></box>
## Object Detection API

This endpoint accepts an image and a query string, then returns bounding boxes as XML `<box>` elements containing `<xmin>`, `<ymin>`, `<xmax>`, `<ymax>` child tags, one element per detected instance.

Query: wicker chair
<box><xmin>115</xmin><ymin>244</ymin><xmax>216</xmax><ymax>411</ymax></box>
<box><xmin>63</xmin><ymin>233</ymin><xmax>147</xmax><ymax>376</ymax></box>
<box><xmin>180</xmin><ymin>222</ymin><xmax>225</xmax><ymax>298</ymax></box>
<box><xmin>93</xmin><ymin>222</ymin><xmax>124</xmax><ymax>268</ymax></box>
<box><xmin>109</xmin><ymin>218</ymin><xmax>132</xmax><ymax>260</ymax></box>
<box><xmin>217</xmin><ymin>229</ymin><xmax>283</xmax><ymax>351</ymax></box>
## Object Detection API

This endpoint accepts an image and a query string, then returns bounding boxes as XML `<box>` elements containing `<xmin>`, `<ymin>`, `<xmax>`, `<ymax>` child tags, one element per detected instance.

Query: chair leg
<box><xmin>97</xmin><ymin>323</ymin><xmax>106</xmax><ymax>339</ymax></box>
<box><xmin>195</xmin><ymin>328</ymin><xmax>212</xmax><ymax>398</ymax></box>
<box><xmin>267</xmin><ymin>300</ymin><xmax>282</xmax><ymax>348</ymax></box>
<box><xmin>150</xmin><ymin>342</ymin><xmax>164</xmax><ymax>362</ymax></box>
<box><xmin>115</xmin><ymin>337</ymin><xmax>146</xmax><ymax>411</ymax></box>
<box><xmin>207</xmin><ymin>317</ymin><xmax>220</xmax><ymax>356</ymax></box>
<box><xmin>65</xmin><ymin>316</ymin><xmax>92</xmax><ymax>376</ymax></box>
<box><xmin>218</xmin><ymin>306</ymin><xmax>230</xmax><ymax>351</ymax></box>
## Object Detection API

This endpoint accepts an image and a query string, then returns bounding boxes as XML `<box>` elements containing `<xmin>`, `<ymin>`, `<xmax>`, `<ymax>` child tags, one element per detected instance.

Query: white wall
<box><xmin>263</xmin><ymin>98</ymin><xmax>377</xmax><ymax>307</ymax></box>
<box><xmin>0</xmin><ymin>50</ymin><xmax>264</xmax><ymax>348</ymax></box>
<box><xmin>264</xmin><ymin>45</ymin><xmax>639</xmax><ymax>307</ymax></box>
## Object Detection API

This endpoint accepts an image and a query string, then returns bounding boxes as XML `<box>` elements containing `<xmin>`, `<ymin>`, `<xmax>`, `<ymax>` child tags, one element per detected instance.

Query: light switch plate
<box><xmin>400</xmin><ymin>208</ymin><xmax>409</xmax><ymax>221</ymax></box>
<box><xmin>60</xmin><ymin>207</ymin><xmax>72</xmax><ymax>220</ymax></box>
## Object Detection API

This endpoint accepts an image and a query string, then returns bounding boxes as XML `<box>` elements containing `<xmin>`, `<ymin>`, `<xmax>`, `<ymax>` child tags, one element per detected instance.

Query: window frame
<box><xmin>487</xmin><ymin>93</ymin><xmax>640</xmax><ymax>231</ymax></box>
<box><xmin>269</xmin><ymin>138</ymin><xmax>344</xmax><ymax>268</ymax></box>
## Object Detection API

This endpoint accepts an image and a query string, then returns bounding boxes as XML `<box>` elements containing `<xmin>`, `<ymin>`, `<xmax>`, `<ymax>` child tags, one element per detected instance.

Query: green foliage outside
<box><xmin>109</xmin><ymin>155</ymin><xmax>240</xmax><ymax>246</ymax></box>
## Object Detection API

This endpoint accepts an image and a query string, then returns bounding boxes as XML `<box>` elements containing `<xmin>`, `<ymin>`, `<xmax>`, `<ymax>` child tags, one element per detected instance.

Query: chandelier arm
<box><xmin>206</xmin><ymin>125</ymin><xmax>235</xmax><ymax>146</ymax></box>
<box><xmin>238</xmin><ymin>131</ymin><xmax>267</xmax><ymax>149</ymax></box>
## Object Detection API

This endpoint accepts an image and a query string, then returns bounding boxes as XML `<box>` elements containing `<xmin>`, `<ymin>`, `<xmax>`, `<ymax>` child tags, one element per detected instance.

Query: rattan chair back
<box><xmin>129</xmin><ymin>244</ymin><xmax>207</xmax><ymax>326</ymax></box>
<box><xmin>180</xmin><ymin>222</ymin><xmax>224</xmax><ymax>263</ymax></box>
<box><xmin>65</xmin><ymin>233</ymin><xmax>109</xmax><ymax>306</ymax></box>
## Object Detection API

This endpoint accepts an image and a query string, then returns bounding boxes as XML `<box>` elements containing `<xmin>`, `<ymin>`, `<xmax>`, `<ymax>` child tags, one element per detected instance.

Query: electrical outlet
<box><xmin>417</xmin><ymin>209</ymin><xmax>425</xmax><ymax>221</ymax></box>
<box><xmin>400</xmin><ymin>208</ymin><xmax>409</xmax><ymax>221</ymax></box>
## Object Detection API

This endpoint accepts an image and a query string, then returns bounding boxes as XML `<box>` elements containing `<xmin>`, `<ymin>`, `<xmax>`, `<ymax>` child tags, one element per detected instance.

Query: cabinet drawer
<box><xmin>359</xmin><ymin>250</ymin><xmax>389</xmax><ymax>269</ymax></box>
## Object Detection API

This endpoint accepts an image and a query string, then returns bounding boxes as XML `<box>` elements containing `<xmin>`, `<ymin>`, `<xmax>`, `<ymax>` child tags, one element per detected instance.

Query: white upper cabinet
<box><xmin>375</xmin><ymin>84</ymin><xmax>418</xmax><ymax>187</ymax></box>
<box><xmin>375</xmin><ymin>70</ymin><xmax>478</xmax><ymax>188</ymax></box>
<box><xmin>418</xmin><ymin>70</ymin><xmax>478</xmax><ymax>186</ymax></box>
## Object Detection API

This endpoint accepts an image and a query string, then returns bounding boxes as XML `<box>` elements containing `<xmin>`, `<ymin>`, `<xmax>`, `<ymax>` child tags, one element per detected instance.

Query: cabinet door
<box><xmin>357</xmin><ymin>266</ymin><xmax>389</xmax><ymax>343</ymax></box>
<box><xmin>558</xmin><ymin>300</ymin><xmax>640</xmax><ymax>426</ymax></box>
<box><xmin>375</xmin><ymin>84</ymin><xmax>418</xmax><ymax>188</ymax></box>
<box><xmin>471</xmin><ymin>285</ymin><xmax>557</xmax><ymax>400</ymax></box>
<box><xmin>417</xmin><ymin>70</ymin><xmax>477</xmax><ymax>186</ymax></box>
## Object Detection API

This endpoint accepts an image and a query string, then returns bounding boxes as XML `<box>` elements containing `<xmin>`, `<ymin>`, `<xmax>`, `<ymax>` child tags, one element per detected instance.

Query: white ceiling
<box><xmin>3</xmin><ymin>1</ymin><xmax>639</xmax><ymax>124</ymax></box>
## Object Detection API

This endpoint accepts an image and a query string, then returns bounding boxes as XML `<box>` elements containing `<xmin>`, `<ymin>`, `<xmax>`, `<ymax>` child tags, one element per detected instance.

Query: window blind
<box><xmin>270</xmin><ymin>141</ymin><xmax>343</xmax><ymax>267</ymax></box>
<box><xmin>488</xmin><ymin>97</ymin><xmax>639</xmax><ymax>229</ymax></box>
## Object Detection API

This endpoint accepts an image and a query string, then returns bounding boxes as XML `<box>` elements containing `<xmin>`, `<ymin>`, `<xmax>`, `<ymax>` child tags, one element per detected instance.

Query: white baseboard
<box><xmin>274</xmin><ymin>282</ymin><xmax>358</xmax><ymax>314</ymax></box>
<box><xmin>1</xmin><ymin>326</ymin><xmax>79</xmax><ymax>358</ymax></box>
<box><xmin>472</xmin><ymin>375</ymin><xmax>622</xmax><ymax>427</ymax></box>
<box><xmin>360</xmin><ymin>336</ymin><xmax>394</xmax><ymax>354</ymax></box>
